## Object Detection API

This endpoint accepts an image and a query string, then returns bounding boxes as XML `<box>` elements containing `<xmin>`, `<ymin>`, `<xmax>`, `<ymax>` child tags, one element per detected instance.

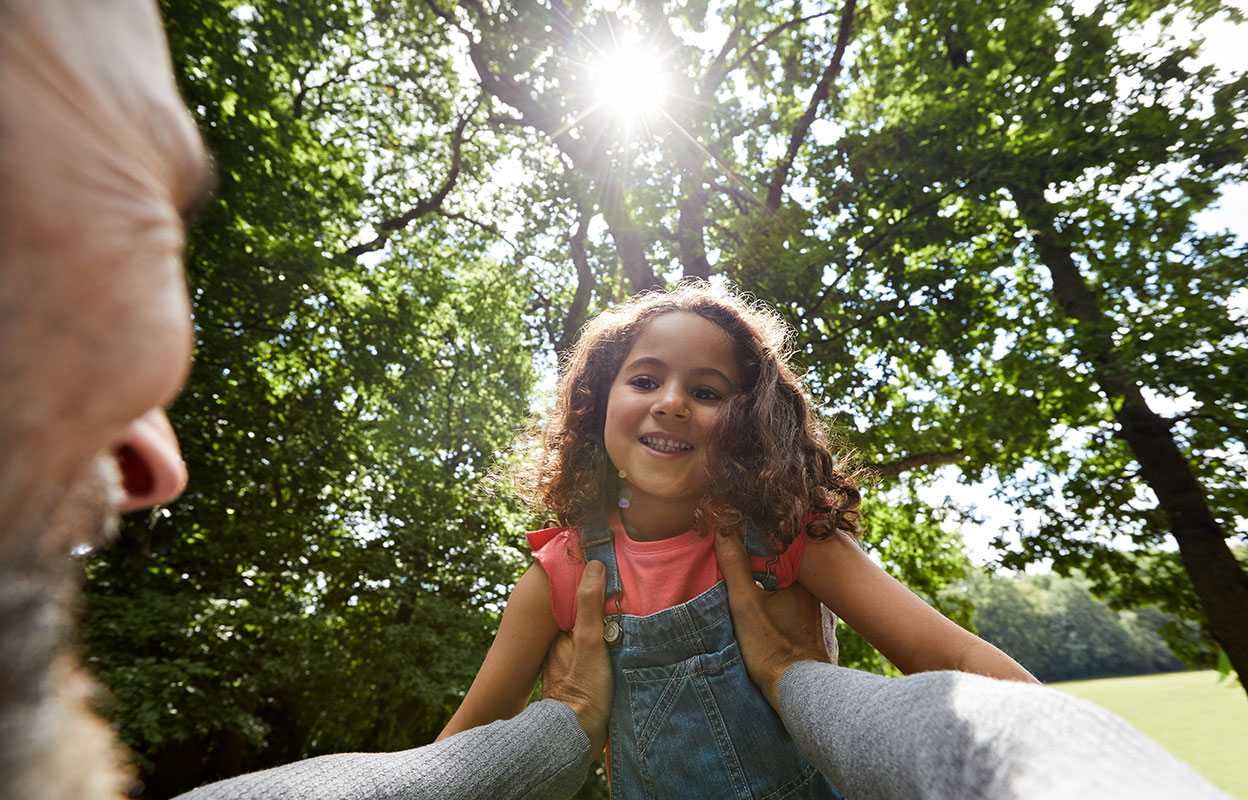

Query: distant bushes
<box><xmin>952</xmin><ymin>571</ymin><xmax>1210</xmax><ymax>682</ymax></box>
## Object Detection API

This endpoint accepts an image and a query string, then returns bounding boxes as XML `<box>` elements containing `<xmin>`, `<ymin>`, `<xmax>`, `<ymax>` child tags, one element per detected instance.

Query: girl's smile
<box><xmin>604</xmin><ymin>311</ymin><xmax>740</xmax><ymax>538</ymax></box>
<box><xmin>638</xmin><ymin>433</ymin><xmax>693</xmax><ymax>454</ymax></box>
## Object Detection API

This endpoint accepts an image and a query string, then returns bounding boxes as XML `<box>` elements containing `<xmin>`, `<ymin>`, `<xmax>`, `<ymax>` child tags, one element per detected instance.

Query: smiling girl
<box><xmin>437</xmin><ymin>283</ymin><xmax>1034</xmax><ymax>798</ymax></box>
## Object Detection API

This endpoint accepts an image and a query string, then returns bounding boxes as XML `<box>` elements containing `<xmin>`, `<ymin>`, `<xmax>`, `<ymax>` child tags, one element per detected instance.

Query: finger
<box><xmin>769</xmin><ymin>585</ymin><xmax>830</xmax><ymax>663</ymax></box>
<box><xmin>542</xmin><ymin>631</ymin><xmax>572</xmax><ymax>679</ymax></box>
<box><xmin>713</xmin><ymin>529</ymin><xmax>755</xmax><ymax>598</ymax></box>
<box><xmin>573</xmin><ymin>560</ymin><xmax>606</xmax><ymax>635</ymax></box>
<box><xmin>541</xmin><ymin>630</ymin><xmax>577</xmax><ymax>702</ymax></box>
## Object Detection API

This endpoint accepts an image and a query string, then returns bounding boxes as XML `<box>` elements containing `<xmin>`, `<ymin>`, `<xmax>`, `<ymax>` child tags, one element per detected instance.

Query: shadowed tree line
<box><xmin>78</xmin><ymin>0</ymin><xmax>1246</xmax><ymax>796</ymax></box>
<box><xmin>961</xmin><ymin>568</ymin><xmax>1218</xmax><ymax>682</ymax></box>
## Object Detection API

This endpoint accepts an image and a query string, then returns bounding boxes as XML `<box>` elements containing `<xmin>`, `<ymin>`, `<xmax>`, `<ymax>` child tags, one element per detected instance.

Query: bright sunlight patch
<box><xmin>592</xmin><ymin>42</ymin><xmax>667</xmax><ymax>119</ymax></box>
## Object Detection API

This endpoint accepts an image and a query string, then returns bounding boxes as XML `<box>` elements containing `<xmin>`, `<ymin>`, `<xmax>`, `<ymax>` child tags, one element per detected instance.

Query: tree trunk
<box><xmin>554</xmin><ymin>211</ymin><xmax>595</xmax><ymax>358</ymax></box>
<box><xmin>1010</xmin><ymin>184</ymin><xmax>1248</xmax><ymax>694</ymax></box>
<box><xmin>676</xmin><ymin>168</ymin><xmax>712</xmax><ymax>281</ymax></box>
<box><xmin>601</xmin><ymin>178</ymin><xmax>658</xmax><ymax>292</ymax></box>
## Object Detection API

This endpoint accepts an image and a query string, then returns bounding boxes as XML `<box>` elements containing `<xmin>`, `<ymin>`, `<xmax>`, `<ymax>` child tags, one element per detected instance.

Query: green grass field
<box><xmin>1054</xmin><ymin>671</ymin><xmax>1248</xmax><ymax>798</ymax></box>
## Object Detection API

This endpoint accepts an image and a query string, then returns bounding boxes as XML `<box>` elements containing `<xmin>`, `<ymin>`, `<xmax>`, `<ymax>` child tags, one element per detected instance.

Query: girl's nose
<box><xmin>651</xmin><ymin>387</ymin><xmax>689</xmax><ymax>419</ymax></box>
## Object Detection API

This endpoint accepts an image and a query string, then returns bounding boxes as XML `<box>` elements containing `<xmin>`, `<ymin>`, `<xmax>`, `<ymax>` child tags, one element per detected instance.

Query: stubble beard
<box><xmin>0</xmin><ymin>454</ymin><xmax>134</xmax><ymax>799</ymax></box>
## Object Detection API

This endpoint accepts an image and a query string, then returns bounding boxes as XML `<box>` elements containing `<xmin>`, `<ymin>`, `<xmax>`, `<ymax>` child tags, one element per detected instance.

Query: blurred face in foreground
<box><xmin>0</xmin><ymin>0</ymin><xmax>208</xmax><ymax>795</ymax></box>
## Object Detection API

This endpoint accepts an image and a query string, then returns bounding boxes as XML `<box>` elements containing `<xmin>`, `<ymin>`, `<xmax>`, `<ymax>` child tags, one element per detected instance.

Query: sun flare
<box><xmin>592</xmin><ymin>44</ymin><xmax>667</xmax><ymax>118</ymax></box>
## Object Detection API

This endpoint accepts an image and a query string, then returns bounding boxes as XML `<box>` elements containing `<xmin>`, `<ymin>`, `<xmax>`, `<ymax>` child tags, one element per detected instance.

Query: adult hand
<box><xmin>542</xmin><ymin>560</ymin><xmax>612</xmax><ymax>759</ymax></box>
<box><xmin>714</xmin><ymin>532</ymin><xmax>828</xmax><ymax>713</ymax></box>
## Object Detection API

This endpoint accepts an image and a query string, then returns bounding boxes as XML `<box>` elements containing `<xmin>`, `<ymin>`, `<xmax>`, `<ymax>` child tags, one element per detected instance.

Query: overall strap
<box><xmin>581</xmin><ymin>518</ymin><xmax>622</xmax><ymax>599</ymax></box>
<box><xmin>742</xmin><ymin>519</ymin><xmax>771</xmax><ymax>558</ymax></box>
<box><xmin>582</xmin><ymin>519</ymin><xmax>625</xmax><ymax>644</ymax></box>
<box><xmin>743</xmin><ymin>519</ymin><xmax>781</xmax><ymax>592</ymax></box>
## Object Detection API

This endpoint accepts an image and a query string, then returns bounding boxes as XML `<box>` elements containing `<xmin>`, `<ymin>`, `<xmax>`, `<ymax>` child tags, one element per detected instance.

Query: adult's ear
<box><xmin>113</xmin><ymin>408</ymin><xmax>187</xmax><ymax>512</ymax></box>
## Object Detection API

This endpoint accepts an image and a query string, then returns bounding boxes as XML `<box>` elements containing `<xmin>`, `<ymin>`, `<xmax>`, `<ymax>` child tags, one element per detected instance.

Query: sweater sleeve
<box><xmin>777</xmin><ymin>661</ymin><xmax>1230</xmax><ymax>800</ymax></box>
<box><xmin>172</xmin><ymin>699</ymin><xmax>591</xmax><ymax>800</ymax></box>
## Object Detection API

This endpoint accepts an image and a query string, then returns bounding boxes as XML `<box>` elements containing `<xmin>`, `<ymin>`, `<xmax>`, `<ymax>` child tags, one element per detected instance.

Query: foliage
<box><xmin>404</xmin><ymin>0</ymin><xmax>1248</xmax><ymax>679</ymax></box>
<box><xmin>838</xmin><ymin>488</ymin><xmax>978</xmax><ymax>673</ymax></box>
<box><xmin>964</xmin><ymin>570</ymin><xmax>1199</xmax><ymax>681</ymax></box>
<box><xmin>775</xmin><ymin>0</ymin><xmax>1248</xmax><ymax>683</ymax></box>
<box><xmin>1216</xmin><ymin>649</ymin><xmax>1241</xmax><ymax>688</ymax></box>
<box><xmin>1087</xmin><ymin>544</ymin><xmax>1248</xmax><ymax>666</ymax></box>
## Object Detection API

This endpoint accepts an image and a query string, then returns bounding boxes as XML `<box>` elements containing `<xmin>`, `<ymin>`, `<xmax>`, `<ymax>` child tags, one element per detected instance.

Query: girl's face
<box><xmin>603</xmin><ymin>312</ymin><xmax>741</xmax><ymax>526</ymax></box>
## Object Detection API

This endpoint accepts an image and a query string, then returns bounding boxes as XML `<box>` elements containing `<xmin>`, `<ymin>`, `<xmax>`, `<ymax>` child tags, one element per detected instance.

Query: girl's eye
<box><xmin>692</xmin><ymin>387</ymin><xmax>722</xmax><ymax>402</ymax></box>
<box><xmin>629</xmin><ymin>376</ymin><xmax>659</xmax><ymax>390</ymax></box>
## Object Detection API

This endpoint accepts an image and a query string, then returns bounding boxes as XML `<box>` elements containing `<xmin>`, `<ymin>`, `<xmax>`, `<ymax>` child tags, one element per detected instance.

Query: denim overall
<box><xmin>583</xmin><ymin>520</ymin><xmax>844</xmax><ymax>800</ymax></box>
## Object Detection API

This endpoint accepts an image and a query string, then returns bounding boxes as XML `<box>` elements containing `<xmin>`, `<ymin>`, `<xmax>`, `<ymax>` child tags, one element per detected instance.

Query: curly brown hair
<box><xmin>514</xmin><ymin>281</ymin><xmax>863</xmax><ymax>554</ymax></box>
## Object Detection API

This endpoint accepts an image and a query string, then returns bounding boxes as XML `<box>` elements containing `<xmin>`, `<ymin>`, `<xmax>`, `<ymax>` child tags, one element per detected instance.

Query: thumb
<box><xmin>574</xmin><ymin>560</ymin><xmax>607</xmax><ymax>635</ymax></box>
<box><xmin>713</xmin><ymin>530</ymin><xmax>754</xmax><ymax>599</ymax></box>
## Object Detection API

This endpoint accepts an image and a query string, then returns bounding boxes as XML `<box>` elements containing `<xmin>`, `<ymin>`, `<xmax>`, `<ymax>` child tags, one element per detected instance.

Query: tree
<box><xmin>838</xmin><ymin>490</ymin><xmax>978</xmax><ymax>673</ymax></box>
<box><xmin>781</xmin><ymin>0</ymin><xmax>1248</xmax><ymax>688</ymax></box>
<box><xmin>1092</xmin><ymin>545</ymin><xmax>1243</xmax><ymax>667</ymax></box>
<box><xmin>959</xmin><ymin>573</ymin><xmax>1053</xmax><ymax>676</ymax></box>
<box><xmin>965</xmin><ymin>570</ymin><xmax>1196</xmax><ymax>681</ymax></box>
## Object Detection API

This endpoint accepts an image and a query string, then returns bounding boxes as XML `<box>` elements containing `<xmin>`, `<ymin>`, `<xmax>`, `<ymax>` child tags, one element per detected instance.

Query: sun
<box><xmin>591</xmin><ymin>44</ymin><xmax>668</xmax><ymax>119</ymax></box>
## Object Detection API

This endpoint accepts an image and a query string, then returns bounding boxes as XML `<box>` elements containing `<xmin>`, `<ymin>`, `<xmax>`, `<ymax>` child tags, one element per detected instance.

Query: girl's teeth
<box><xmin>642</xmin><ymin>437</ymin><xmax>691</xmax><ymax>453</ymax></box>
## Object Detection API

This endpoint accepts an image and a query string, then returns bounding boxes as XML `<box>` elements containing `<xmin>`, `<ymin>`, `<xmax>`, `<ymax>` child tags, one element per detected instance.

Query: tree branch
<box><xmin>460</xmin><ymin>15</ymin><xmax>593</xmax><ymax>170</ymax></box>
<box><xmin>345</xmin><ymin>101</ymin><xmax>479</xmax><ymax>257</ymax></box>
<box><xmin>711</xmin><ymin>180</ymin><xmax>763</xmax><ymax>213</ymax></box>
<box><xmin>1169</xmin><ymin>411</ymin><xmax>1245</xmax><ymax>435</ymax></box>
<box><xmin>676</xmin><ymin>172</ymin><xmax>712</xmax><ymax>280</ymax></box>
<box><xmin>599</xmin><ymin>177</ymin><xmax>658</xmax><ymax>291</ymax></box>
<box><xmin>437</xmin><ymin>210</ymin><xmax>501</xmax><ymax>237</ymax></box>
<box><xmin>554</xmin><ymin>210</ymin><xmax>595</xmax><ymax>358</ymax></box>
<box><xmin>292</xmin><ymin>64</ymin><xmax>357</xmax><ymax>121</ymax></box>
<box><xmin>871</xmin><ymin>450</ymin><xmax>967</xmax><ymax>479</ymax></box>
<box><xmin>704</xmin><ymin>0</ymin><xmax>747</xmax><ymax>92</ymax></box>
<box><xmin>765</xmin><ymin>0</ymin><xmax>857</xmax><ymax>211</ymax></box>
<box><xmin>421</xmin><ymin>0</ymin><xmax>455</xmax><ymax>24</ymax></box>
<box><xmin>711</xmin><ymin>8</ymin><xmax>843</xmax><ymax>93</ymax></box>
<box><xmin>709</xmin><ymin>220</ymin><xmax>745</xmax><ymax>247</ymax></box>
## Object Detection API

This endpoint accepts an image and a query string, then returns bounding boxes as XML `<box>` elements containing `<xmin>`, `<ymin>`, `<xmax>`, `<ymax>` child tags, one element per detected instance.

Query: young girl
<box><xmin>439</xmin><ymin>283</ymin><xmax>1035</xmax><ymax>798</ymax></box>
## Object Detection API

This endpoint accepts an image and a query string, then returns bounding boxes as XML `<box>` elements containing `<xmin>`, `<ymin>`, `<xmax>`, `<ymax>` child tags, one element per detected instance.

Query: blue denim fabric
<box><xmin>584</xmin><ymin>521</ymin><xmax>844</xmax><ymax>800</ymax></box>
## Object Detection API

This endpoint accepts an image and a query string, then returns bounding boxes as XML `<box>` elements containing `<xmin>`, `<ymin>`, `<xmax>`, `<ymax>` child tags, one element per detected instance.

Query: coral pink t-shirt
<box><xmin>527</xmin><ymin>512</ymin><xmax>809</xmax><ymax>631</ymax></box>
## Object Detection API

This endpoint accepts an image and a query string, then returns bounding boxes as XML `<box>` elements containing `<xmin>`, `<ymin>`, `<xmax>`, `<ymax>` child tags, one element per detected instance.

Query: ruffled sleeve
<box><xmin>526</xmin><ymin>527</ymin><xmax>585</xmax><ymax>632</ymax></box>
<box><xmin>770</xmin><ymin>528</ymin><xmax>808</xmax><ymax>589</ymax></box>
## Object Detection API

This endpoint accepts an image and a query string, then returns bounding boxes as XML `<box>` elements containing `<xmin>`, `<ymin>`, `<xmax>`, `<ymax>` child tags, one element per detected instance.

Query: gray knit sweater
<box><xmin>176</xmin><ymin>664</ymin><xmax>1230</xmax><ymax>799</ymax></box>
<box><xmin>779</xmin><ymin>662</ymin><xmax>1231</xmax><ymax>800</ymax></box>
<box><xmin>173</xmin><ymin>699</ymin><xmax>590</xmax><ymax>800</ymax></box>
